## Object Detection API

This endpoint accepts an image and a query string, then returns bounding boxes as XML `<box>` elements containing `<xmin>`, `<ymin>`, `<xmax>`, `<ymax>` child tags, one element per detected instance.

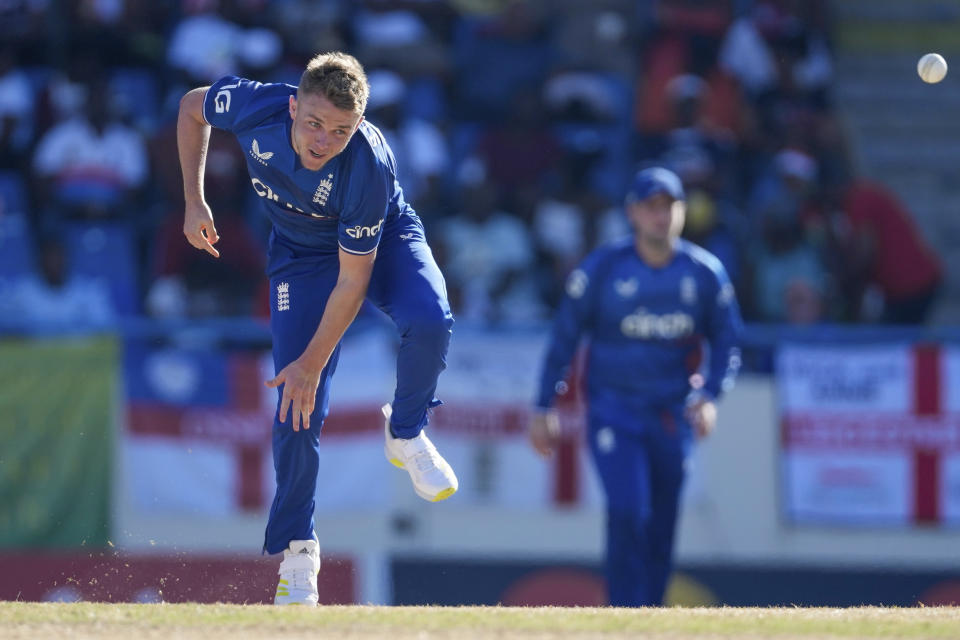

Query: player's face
<box><xmin>288</xmin><ymin>93</ymin><xmax>363</xmax><ymax>171</ymax></box>
<box><xmin>627</xmin><ymin>193</ymin><xmax>685</xmax><ymax>244</ymax></box>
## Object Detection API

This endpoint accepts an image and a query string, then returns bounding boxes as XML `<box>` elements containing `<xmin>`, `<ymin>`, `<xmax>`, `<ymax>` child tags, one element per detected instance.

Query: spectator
<box><xmin>351</xmin><ymin>6</ymin><xmax>450</xmax><ymax>75</ymax></box>
<box><xmin>148</xmin><ymin>139</ymin><xmax>265</xmax><ymax>319</ymax></box>
<box><xmin>717</xmin><ymin>11</ymin><xmax>778</xmax><ymax>96</ymax></box>
<box><xmin>0</xmin><ymin>0</ymin><xmax>856</xmax><ymax>334</ymax></box>
<box><xmin>747</xmin><ymin>205</ymin><xmax>828</xmax><ymax>324</ymax></box>
<box><xmin>745</xmin><ymin>148</ymin><xmax>828</xmax><ymax>323</ymax></box>
<box><xmin>747</xmin><ymin>148</ymin><xmax>819</xmax><ymax>231</ymax></box>
<box><xmin>9</xmin><ymin>236</ymin><xmax>115</xmax><ymax>332</ymax></box>
<box><xmin>167</xmin><ymin>2</ymin><xmax>245</xmax><ymax>83</ymax></box>
<box><xmin>836</xmin><ymin>178</ymin><xmax>942</xmax><ymax>324</ymax></box>
<box><xmin>550</xmin><ymin>3</ymin><xmax>632</xmax><ymax>74</ymax></box>
<box><xmin>452</xmin><ymin>3</ymin><xmax>552</xmax><ymax>121</ymax></box>
<box><xmin>476</xmin><ymin>88</ymin><xmax>561</xmax><ymax>207</ymax></box>
<box><xmin>366</xmin><ymin>69</ymin><xmax>450</xmax><ymax>207</ymax></box>
<box><xmin>271</xmin><ymin>0</ymin><xmax>347</xmax><ymax>59</ymax></box>
<box><xmin>32</xmin><ymin>81</ymin><xmax>147</xmax><ymax>223</ymax></box>
<box><xmin>438</xmin><ymin>169</ymin><xmax>541</xmax><ymax>325</ymax></box>
<box><xmin>167</xmin><ymin>1</ymin><xmax>283</xmax><ymax>85</ymax></box>
<box><xmin>0</xmin><ymin>44</ymin><xmax>34</xmax><ymax>170</ymax></box>
<box><xmin>0</xmin><ymin>0</ymin><xmax>50</xmax><ymax>51</ymax></box>
<box><xmin>532</xmin><ymin>182</ymin><xmax>588</xmax><ymax>274</ymax></box>
<box><xmin>649</xmin><ymin>74</ymin><xmax>739</xmax><ymax>196</ymax></box>
<box><xmin>681</xmin><ymin>187</ymin><xmax>741</xmax><ymax>289</ymax></box>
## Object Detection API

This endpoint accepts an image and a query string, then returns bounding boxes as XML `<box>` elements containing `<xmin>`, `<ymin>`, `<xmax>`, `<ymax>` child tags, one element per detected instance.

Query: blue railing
<box><xmin>3</xmin><ymin>319</ymin><xmax>959</xmax><ymax>375</ymax></box>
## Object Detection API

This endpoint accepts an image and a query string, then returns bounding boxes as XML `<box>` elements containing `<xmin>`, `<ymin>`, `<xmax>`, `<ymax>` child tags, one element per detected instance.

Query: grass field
<box><xmin>1</xmin><ymin>603</ymin><xmax>959</xmax><ymax>639</ymax></box>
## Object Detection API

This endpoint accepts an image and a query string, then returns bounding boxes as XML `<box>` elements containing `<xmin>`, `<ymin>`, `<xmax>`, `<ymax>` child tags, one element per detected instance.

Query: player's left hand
<box><xmin>265</xmin><ymin>359</ymin><xmax>322</xmax><ymax>432</ymax></box>
<box><xmin>685</xmin><ymin>398</ymin><xmax>717</xmax><ymax>439</ymax></box>
<box><xmin>528</xmin><ymin>409</ymin><xmax>561</xmax><ymax>458</ymax></box>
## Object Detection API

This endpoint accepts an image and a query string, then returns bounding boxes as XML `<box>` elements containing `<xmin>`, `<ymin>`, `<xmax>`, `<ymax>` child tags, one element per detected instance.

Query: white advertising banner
<box><xmin>123</xmin><ymin>326</ymin><xmax>599</xmax><ymax>519</ymax></box>
<box><xmin>783</xmin><ymin>451</ymin><xmax>911</xmax><ymax>525</ymax></box>
<box><xmin>778</xmin><ymin>344</ymin><xmax>960</xmax><ymax>526</ymax></box>
<box><xmin>778</xmin><ymin>345</ymin><xmax>911</xmax><ymax>414</ymax></box>
<box><xmin>943</xmin><ymin>349</ymin><xmax>960</xmax><ymax>413</ymax></box>
<box><xmin>940</xmin><ymin>454</ymin><xmax>960</xmax><ymax>525</ymax></box>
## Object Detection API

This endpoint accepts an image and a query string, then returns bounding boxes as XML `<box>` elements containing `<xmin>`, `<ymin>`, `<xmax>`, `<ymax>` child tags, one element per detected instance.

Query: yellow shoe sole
<box><xmin>431</xmin><ymin>487</ymin><xmax>456</xmax><ymax>502</ymax></box>
<box><xmin>389</xmin><ymin>458</ymin><xmax>457</xmax><ymax>502</ymax></box>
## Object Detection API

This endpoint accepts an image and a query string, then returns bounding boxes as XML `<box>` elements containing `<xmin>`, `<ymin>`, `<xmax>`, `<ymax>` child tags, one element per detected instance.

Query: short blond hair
<box><xmin>298</xmin><ymin>52</ymin><xmax>369</xmax><ymax>115</ymax></box>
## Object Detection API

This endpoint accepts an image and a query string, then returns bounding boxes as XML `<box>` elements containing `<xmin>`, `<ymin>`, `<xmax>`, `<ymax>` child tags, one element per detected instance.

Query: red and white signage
<box><xmin>123</xmin><ymin>328</ymin><xmax>601</xmax><ymax>521</ymax></box>
<box><xmin>778</xmin><ymin>344</ymin><xmax>960</xmax><ymax>526</ymax></box>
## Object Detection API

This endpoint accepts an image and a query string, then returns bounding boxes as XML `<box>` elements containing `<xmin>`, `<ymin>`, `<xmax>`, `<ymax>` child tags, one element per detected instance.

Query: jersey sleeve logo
<box><xmin>214</xmin><ymin>89</ymin><xmax>231</xmax><ymax>113</ymax></box>
<box><xmin>566</xmin><ymin>269</ymin><xmax>588</xmax><ymax>299</ymax></box>
<box><xmin>345</xmin><ymin>219</ymin><xmax>383</xmax><ymax>239</ymax></box>
<box><xmin>614</xmin><ymin>278</ymin><xmax>638</xmax><ymax>298</ymax></box>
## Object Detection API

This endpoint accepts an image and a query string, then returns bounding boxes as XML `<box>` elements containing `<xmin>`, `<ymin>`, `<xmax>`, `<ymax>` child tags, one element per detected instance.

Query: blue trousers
<box><xmin>263</xmin><ymin>216</ymin><xmax>453</xmax><ymax>554</ymax></box>
<box><xmin>586</xmin><ymin>403</ymin><xmax>692</xmax><ymax>607</ymax></box>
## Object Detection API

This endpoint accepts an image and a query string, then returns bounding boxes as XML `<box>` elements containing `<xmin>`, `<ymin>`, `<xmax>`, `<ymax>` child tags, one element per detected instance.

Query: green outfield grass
<box><xmin>1</xmin><ymin>602</ymin><xmax>959</xmax><ymax>639</ymax></box>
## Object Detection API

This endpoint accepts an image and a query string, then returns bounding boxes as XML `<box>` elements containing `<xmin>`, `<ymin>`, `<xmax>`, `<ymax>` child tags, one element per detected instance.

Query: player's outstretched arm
<box><xmin>266</xmin><ymin>248</ymin><xmax>377</xmax><ymax>432</ymax></box>
<box><xmin>686</xmin><ymin>263</ymin><xmax>743</xmax><ymax>440</ymax></box>
<box><xmin>528</xmin><ymin>259</ymin><xmax>599</xmax><ymax>457</ymax></box>
<box><xmin>177</xmin><ymin>87</ymin><xmax>220</xmax><ymax>258</ymax></box>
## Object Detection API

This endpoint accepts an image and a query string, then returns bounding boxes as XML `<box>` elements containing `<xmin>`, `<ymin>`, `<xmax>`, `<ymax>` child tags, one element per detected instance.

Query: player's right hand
<box><xmin>265</xmin><ymin>358</ymin><xmax>322</xmax><ymax>432</ymax></box>
<box><xmin>528</xmin><ymin>409</ymin><xmax>561</xmax><ymax>458</ymax></box>
<box><xmin>183</xmin><ymin>200</ymin><xmax>220</xmax><ymax>258</ymax></box>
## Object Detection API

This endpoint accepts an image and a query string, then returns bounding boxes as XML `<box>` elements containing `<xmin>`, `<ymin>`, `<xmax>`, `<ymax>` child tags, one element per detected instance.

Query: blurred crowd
<box><xmin>0</xmin><ymin>0</ymin><xmax>944</xmax><ymax>332</ymax></box>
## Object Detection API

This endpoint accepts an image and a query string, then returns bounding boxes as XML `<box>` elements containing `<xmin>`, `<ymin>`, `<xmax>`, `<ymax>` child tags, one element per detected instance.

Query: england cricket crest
<box><xmin>596</xmin><ymin>426</ymin><xmax>616</xmax><ymax>453</ymax></box>
<box><xmin>277</xmin><ymin>282</ymin><xmax>290</xmax><ymax>311</ymax></box>
<box><xmin>313</xmin><ymin>174</ymin><xmax>334</xmax><ymax>206</ymax></box>
<box><xmin>614</xmin><ymin>277</ymin><xmax>638</xmax><ymax>298</ymax></box>
<box><xmin>680</xmin><ymin>275</ymin><xmax>697</xmax><ymax>305</ymax></box>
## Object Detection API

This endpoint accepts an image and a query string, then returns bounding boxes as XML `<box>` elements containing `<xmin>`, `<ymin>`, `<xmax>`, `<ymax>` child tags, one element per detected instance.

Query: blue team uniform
<box><xmin>536</xmin><ymin>237</ymin><xmax>742</xmax><ymax>606</ymax></box>
<box><xmin>203</xmin><ymin>76</ymin><xmax>453</xmax><ymax>554</ymax></box>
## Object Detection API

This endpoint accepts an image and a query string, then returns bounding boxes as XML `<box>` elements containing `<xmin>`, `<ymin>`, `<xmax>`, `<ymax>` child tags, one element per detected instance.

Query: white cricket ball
<box><xmin>918</xmin><ymin>53</ymin><xmax>948</xmax><ymax>84</ymax></box>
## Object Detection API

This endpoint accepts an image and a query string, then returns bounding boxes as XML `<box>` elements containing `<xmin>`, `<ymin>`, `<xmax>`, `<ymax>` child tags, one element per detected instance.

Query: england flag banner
<box><xmin>122</xmin><ymin>326</ymin><xmax>601</xmax><ymax>520</ymax></box>
<box><xmin>778</xmin><ymin>344</ymin><xmax>960</xmax><ymax>526</ymax></box>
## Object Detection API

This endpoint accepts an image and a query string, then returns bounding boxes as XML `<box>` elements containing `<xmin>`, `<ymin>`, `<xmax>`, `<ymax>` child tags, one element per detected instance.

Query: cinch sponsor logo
<box><xmin>251</xmin><ymin>178</ymin><xmax>305</xmax><ymax>213</ymax></box>
<box><xmin>345</xmin><ymin>220</ymin><xmax>383</xmax><ymax>239</ymax></box>
<box><xmin>620</xmin><ymin>308</ymin><xmax>694</xmax><ymax>339</ymax></box>
<box><xmin>613</xmin><ymin>277</ymin><xmax>638</xmax><ymax>298</ymax></box>
<box><xmin>250</xmin><ymin>178</ymin><xmax>336</xmax><ymax>219</ymax></box>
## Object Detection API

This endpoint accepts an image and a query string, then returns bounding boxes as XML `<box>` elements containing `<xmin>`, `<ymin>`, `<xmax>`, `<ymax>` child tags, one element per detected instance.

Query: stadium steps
<box><xmin>833</xmin><ymin>0</ymin><xmax>960</xmax><ymax>23</ymax></box>
<box><xmin>833</xmin><ymin>8</ymin><xmax>960</xmax><ymax>322</ymax></box>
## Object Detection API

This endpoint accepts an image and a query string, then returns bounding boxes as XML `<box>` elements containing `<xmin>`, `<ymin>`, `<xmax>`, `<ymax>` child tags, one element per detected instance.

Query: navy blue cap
<box><xmin>625</xmin><ymin>167</ymin><xmax>685</xmax><ymax>203</ymax></box>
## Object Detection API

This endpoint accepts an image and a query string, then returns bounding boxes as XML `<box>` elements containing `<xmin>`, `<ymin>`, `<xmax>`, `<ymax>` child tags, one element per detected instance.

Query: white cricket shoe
<box><xmin>274</xmin><ymin>537</ymin><xmax>320</xmax><ymax>606</ymax></box>
<box><xmin>383</xmin><ymin>403</ymin><xmax>458</xmax><ymax>502</ymax></box>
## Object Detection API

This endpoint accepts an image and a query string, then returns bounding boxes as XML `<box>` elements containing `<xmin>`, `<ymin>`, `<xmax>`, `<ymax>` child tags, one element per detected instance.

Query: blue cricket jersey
<box><xmin>203</xmin><ymin>75</ymin><xmax>414</xmax><ymax>274</ymax></box>
<box><xmin>536</xmin><ymin>238</ymin><xmax>742</xmax><ymax>411</ymax></box>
